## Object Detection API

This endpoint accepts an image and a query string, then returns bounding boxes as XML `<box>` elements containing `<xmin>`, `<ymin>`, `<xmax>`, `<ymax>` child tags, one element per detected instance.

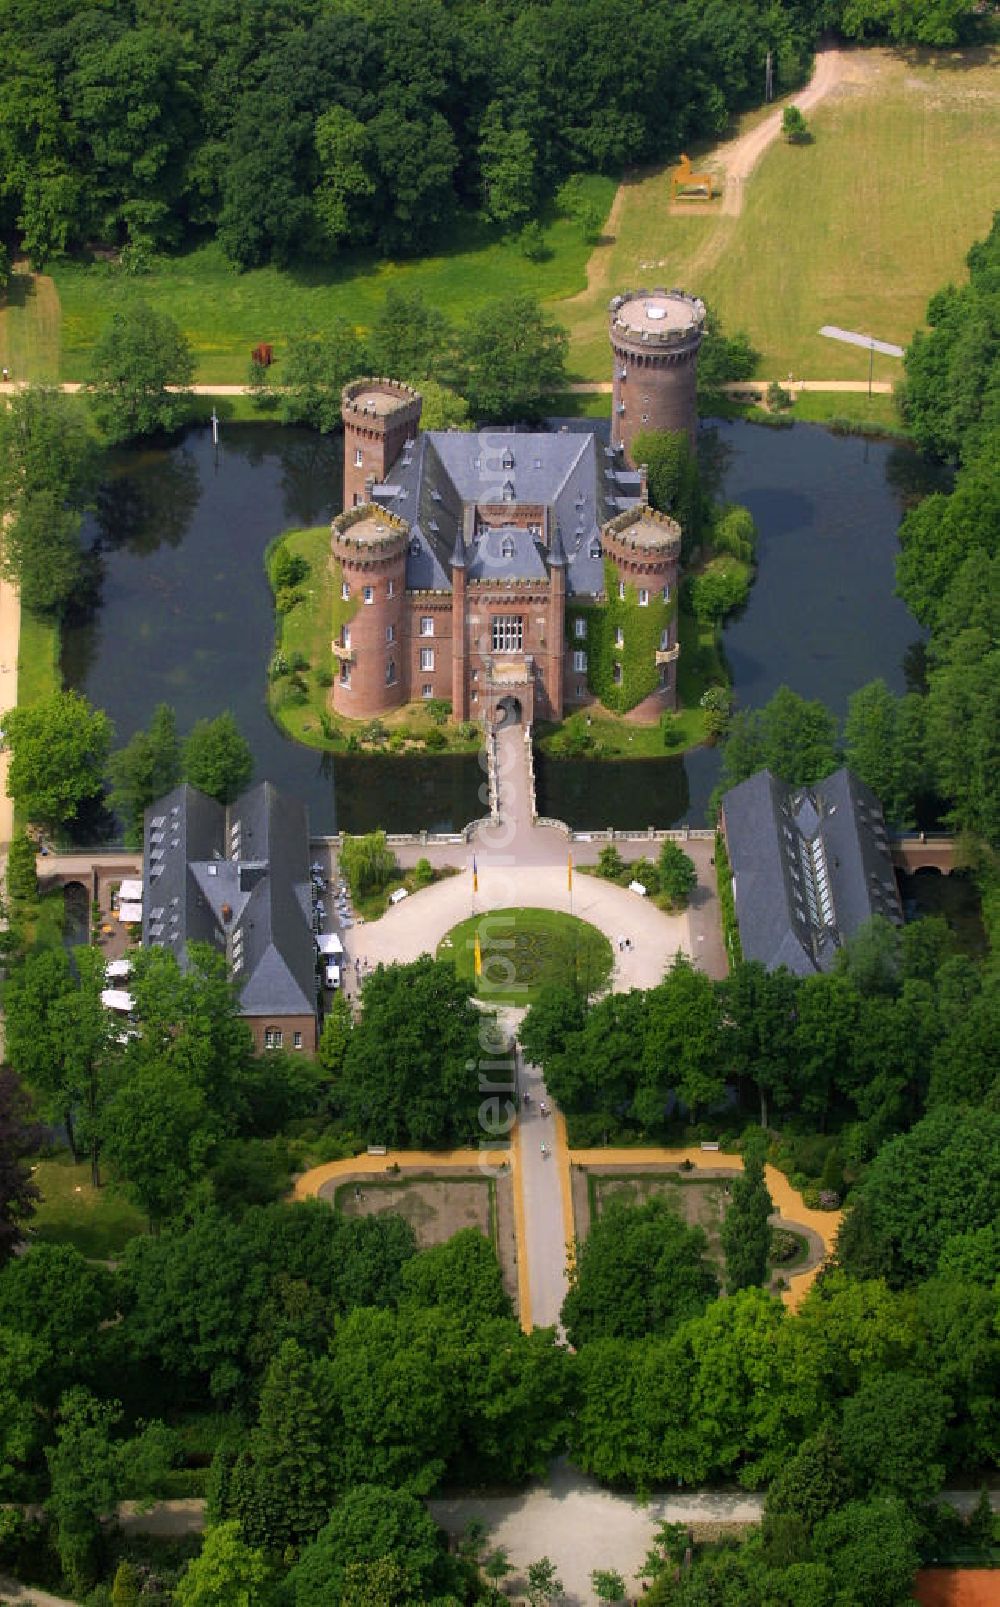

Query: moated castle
<box><xmin>331</xmin><ymin>288</ymin><xmax>705</xmax><ymax>726</ymax></box>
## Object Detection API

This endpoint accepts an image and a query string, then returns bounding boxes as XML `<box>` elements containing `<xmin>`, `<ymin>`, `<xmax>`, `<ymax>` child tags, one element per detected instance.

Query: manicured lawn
<box><xmin>16</xmin><ymin>608</ymin><xmax>61</xmax><ymax>707</ymax></box>
<box><xmin>30</xmin><ymin>1153</ymin><xmax>147</xmax><ymax>1259</ymax></box>
<box><xmin>49</xmin><ymin>179</ymin><xmax>617</xmax><ymax>384</ymax></box>
<box><xmin>267</xmin><ymin>525</ymin><xmax>338</xmax><ymax>749</ymax></box>
<box><xmin>561</xmin><ymin>46</ymin><xmax>1000</xmax><ymax>382</ymax></box>
<box><xmin>439</xmin><ymin>907</ymin><xmax>612</xmax><ymax>1004</ymax></box>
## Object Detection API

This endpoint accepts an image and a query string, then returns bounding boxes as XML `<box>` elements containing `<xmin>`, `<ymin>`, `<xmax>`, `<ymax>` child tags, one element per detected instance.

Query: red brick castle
<box><xmin>331</xmin><ymin>289</ymin><xmax>704</xmax><ymax>726</ymax></box>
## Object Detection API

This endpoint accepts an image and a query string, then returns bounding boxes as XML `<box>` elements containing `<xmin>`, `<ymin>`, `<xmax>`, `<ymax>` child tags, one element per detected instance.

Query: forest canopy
<box><xmin>0</xmin><ymin>0</ymin><xmax>825</xmax><ymax>269</ymax></box>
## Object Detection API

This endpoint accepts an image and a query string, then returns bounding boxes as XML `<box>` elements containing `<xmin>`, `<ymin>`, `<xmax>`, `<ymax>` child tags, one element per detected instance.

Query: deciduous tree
<box><xmin>86</xmin><ymin>304</ymin><xmax>194</xmax><ymax>443</ymax></box>
<box><xmin>182</xmin><ymin>712</ymin><xmax>253</xmax><ymax>804</ymax></box>
<box><xmin>4</xmin><ymin>690</ymin><xmax>112</xmax><ymax>834</ymax></box>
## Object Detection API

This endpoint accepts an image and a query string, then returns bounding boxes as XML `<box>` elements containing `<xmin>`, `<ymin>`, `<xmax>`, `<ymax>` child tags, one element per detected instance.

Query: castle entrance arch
<box><xmin>496</xmin><ymin>696</ymin><xmax>522</xmax><ymax>729</ymax></box>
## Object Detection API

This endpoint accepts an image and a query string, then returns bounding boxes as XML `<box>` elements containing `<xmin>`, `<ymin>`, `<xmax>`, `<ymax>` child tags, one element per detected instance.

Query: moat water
<box><xmin>63</xmin><ymin>419</ymin><xmax>927</xmax><ymax>835</ymax></box>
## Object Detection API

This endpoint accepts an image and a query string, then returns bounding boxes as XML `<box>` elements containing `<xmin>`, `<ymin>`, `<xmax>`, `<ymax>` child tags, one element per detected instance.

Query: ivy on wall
<box><xmin>565</xmin><ymin>558</ymin><xmax>677</xmax><ymax>714</ymax></box>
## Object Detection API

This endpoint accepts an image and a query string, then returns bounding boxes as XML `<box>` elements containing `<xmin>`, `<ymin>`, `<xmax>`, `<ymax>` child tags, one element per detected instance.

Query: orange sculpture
<box><xmin>670</xmin><ymin>153</ymin><xmax>714</xmax><ymax>202</ymax></box>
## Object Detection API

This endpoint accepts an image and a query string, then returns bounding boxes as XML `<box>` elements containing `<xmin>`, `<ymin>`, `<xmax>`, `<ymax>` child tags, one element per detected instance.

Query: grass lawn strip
<box><xmin>561</xmin><ymin>46</ymin><xmax>1000</xmax><ymax>384</ymax></box>
<box><xmin>49</xmin><ymin>181</ymin><xmax>617</xmax><ymax>385</ymax></box>
<box><xmin>438</xmin><ymin>907</ymin><xmax>613</xmax><ymax>1004</ymax></box>
<box><xmin>30</xmin><ymin>1153</ymin><xmax>147</xmax><ymax>1259</ymax></box>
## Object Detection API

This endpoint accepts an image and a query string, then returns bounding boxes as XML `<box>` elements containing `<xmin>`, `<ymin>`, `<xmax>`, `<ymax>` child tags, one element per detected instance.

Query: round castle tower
<box><xmin>341</xmin><ymin>379</ymin><xmax>422</xmax><ymax>510</ymax></box>
<box><xmin>609</xmin><ymin>289</ymin><xmax>706</xmax><ymax>464</ymax></box>
<box><xmin>330</xmin><ymin>504</ymin><xmax>409</xmax><ymax>719</ymax></box>
<box><xmin>601</xmin><ymin>504</ymin><xmax>683</xmax><ymax>708</ymax></box>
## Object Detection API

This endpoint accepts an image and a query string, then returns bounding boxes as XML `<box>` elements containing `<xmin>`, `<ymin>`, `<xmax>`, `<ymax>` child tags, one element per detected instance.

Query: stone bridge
<box><xmin>890</xmin><ymin>836</ymin><xmax>957</xmax><ymax>875</ymax></box>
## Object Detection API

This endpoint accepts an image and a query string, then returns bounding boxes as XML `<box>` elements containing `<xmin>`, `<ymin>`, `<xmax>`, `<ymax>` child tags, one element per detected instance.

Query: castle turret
<box><xmin>609</xmin><ymin>289</ymin><xmax>705</xmax><ymax>463</ymax></box>
<box><xmin>601</xmin><ymin>505</ymin><xmax>683</xmax><ymax>709</ymax></box>
<box><xmin>330</xmin><ymin>505</ymin><xmax>409</xmax><ymax>718</ymax></box>
<box><xmin>341</xmin><ymin>379</ymin><xmax>422</xmax><ymax>510</ymax></box>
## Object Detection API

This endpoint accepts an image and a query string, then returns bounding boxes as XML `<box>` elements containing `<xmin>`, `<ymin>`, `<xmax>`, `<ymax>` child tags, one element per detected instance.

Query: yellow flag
<box><xmin>474</xmin><ymin>930</ymin><xmax>482</xmax><ymax>978</ymax></box>
<box><xmin>472</xmin><ymin>854</ymin><xmax>478</xmax><ymax>894</ymax></box>
<box><xmin>568</xmin><ymin>850</ymin><xmax>573</xmax><ymax>892</ymax></box>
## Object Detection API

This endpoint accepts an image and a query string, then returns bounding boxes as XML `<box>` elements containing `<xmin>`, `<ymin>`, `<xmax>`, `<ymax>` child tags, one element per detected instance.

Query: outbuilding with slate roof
<box><xmin>720</xmin><ymin>767</ymin><xmax>903</xmax><ymax>975</ymax></box>
<box><xmin>143</xmin><ymin>780</ymin><xmax>317</xmax><ymax>1053</ymax></box>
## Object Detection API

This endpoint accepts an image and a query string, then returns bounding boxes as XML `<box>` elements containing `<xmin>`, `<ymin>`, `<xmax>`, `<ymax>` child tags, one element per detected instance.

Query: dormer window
<box><xmin>501</xmin><ymin>536</ymin><xmax>515</xmax><ymax>559</ymax></box>
<box><xmin>410</xmin><ymin>536</ymin><xmax>421</xmax><ymax>556</ymax></box>
<box><xmin>502</xmin><ymin>448</ymin><xmax>514</xmax><ymax>469</ymax></box>
<box><xmin>502</xmin><ymin>480</ymin><xmax>515</xmax><ymax>501</ymax></box>
<box><xmin>590</xmin><ymin>539</ymin><xmax>602</xmax><ymax>559</ymax></box>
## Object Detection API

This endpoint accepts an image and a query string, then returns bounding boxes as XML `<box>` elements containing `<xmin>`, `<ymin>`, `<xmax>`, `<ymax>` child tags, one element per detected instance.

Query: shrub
<box><xmin>769</xmin><ymin>1229</ymin><xmax>801</xmax><ymax>1264</ymax></box>
<box><xmin>289</xmin><ymin>651</ymin><xmax>310</xmax><ymax>673</ymax></box>
<box><xmin>268</xmin><ymin>651</ymin><xmax>288</xmax><ymax>680</ymax></box>
<box><xmin>657</xmin><ymin>841</ymin><xmax>697</xmax><ymax>908</ymax></box>
<box><xmin>782</xmin><ymin>105</ymin><xmax>810</xmax><ymax>144</ymax></box>
<box><xmin>275</xmin><ymin>585</ymin><xmax>304</xmax><ymax>614</ymax></box>
<box><xmin>424</xmin><ymin>727</ymin><xmax>447</xmax><ymax>750</ymax></box>
<box><xmin>766</xmin><ymin>381</ymin><xmax>793</xmax><ymax>412</ymax></box>
<box><xmin>314</xmin><ymin>667</ymin><xmax>333</xmax><ymax>688</ymax></box>
<box><xmin>661</xmin><ymin>713</ymin><xmax>683</xmax><ymax>749</ymax></box>
<box><xmin>519</xmin><ymin>221</ymin><xmax>549</xmax><ymax>261</ymax></box>
<box><xmin>272</xmin><ymin>546</ymin><xmax>310</xmax><ymax>591</ymax></box>
<box><xmin>426</xmin><ymin>698</ymin><xmax>452</xmax><ymax>726</ymax></box>
<box><xmin>597</xmin><ymin>843</ymin><xmax>624</xmax><ymax>880</ymax></box>
<box><xmin>412</xmin><ymin>858</ymin><xmax>434</xmax><ymax>888</ymax></box>
<box><xmin>362</xmin><ymin>720</ymin><xmax>387</xmax><ymax>747</ymax></box>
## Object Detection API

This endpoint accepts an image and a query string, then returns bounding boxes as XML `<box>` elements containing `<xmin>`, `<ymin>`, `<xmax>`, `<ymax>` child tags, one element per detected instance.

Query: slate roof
<box><xmin>371</xmin><ymin>425</ymin><xmax>640</xmax><ymax>598</ymax></box>
<box><xmin>722</xmin><ymin>767</ymin><xmax>903</xmax><ymax>975</ymax></box>
<box><xmin>143</xmin><ymin>780</ymin><xmax>315</xmax><ymax>1022</ymax></box>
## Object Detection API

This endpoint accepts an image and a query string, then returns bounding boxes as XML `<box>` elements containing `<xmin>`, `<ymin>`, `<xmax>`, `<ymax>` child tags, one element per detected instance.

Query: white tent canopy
<box><xmin>101</xmin><ymin>989</ymin><xmax>134</xmax><ymax>1014</ymax></box>
<box><xmin>105</xmin><ymin>958</ymin><xmax>132</xmax><ymax>979</ymax></box>
<box><xmin>118</xmin><ymin>902</ymin><xmax>143</xmax><ymax>923</ymax></box>
<box><xmin>118</xmin><ymin>879</ymin><xmax>144</xmax><ymax>902</ymax></box>
<box><xmin>316</xmin><ymin>932</ymin><xmax>344</xmax><ymax>956</ymax></box>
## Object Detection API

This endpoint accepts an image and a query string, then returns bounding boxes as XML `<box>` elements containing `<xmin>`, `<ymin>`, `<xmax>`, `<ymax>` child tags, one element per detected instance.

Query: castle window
<box><xmin>354</xmin><ymin>448</ymin><xmax>363</xmax><ymax>468</ymax></box>
<box><xmin>420</xmin><ymin>648</ymin><xmax>434</xmax><ymax>671</ymax></box>
<box><xmin>264</xmin><ymin>1028</ymin><xmax>283</xmax><ymax>1050</ymax></box>
<box><xmin>363</xmin><ymin>585</ymin><xmax>374</xmax><ymax>604</ymax></box>
<box><xmin>342</xmin><ymin>580</ymin><xmax>350</xmax><ymax>601</ymax></box>
<box><xmin>420</xmin><ymin>616</ymin><xmax>434</xmax><ymax>637</ymax></box>
<box><xmin>502</xmin><ymin>448</ymin><xmax>514</xmax><ymax>469</ymax></box>
<box><xmin>618</xmin><ymin>581</ymin><xmax>626</xmax><ymax>601</ymax></box>
<box><xmin>340</xmin><ymin>662</ymin><xmax>350</xmax><ymax>685</ymax></box>
<box><xmin>641</xmin><ymin>413</ymin><xmax>649</xmax><ymax>424</ymax></box>
<box><xmin>574</xmin><ymin>617</ymin><xmax>586</xmax><ymax>640</ymax></box>
<box><xmin>663</xmin><ymin>583</ymin><xmax>671</xmax><ymax>602</ymax></box>
<box><xmin>387</xmin><ymin>579</ymin><xmax>395</xmax><ymax>598</ymax></box>
<box><xmin>385</xmin><ymin>659</ymin><xmax>396</xmax><ymax>685</ymax></box>
<box><xmin>342</xmin><ymin>626</ymin><xmax>351</xmax><ymax>650</ymax></box>
<box><xmin>422</xmin><ymin>684</ymin><xmax>434</xmax><ymax>699</ymax></box>
<box><xmin>660</xmin><ymin>628</ymin><xmax>670</xmax><ymax>650</ymax></box>
<box><xmin>501</xmin><ymin>536</ymin><xmax>515</xmax><ymax>559</ymax></box>
<box><xmin>491</xmin><ymin>616</ymin><xmax>523</xmax><ymax>653</ymax></box>
<box><xmin>386</xmin><ymin>624</ymin><xmax>395</xmax><ymax>643</ymax></box>
<box><xmin>573</xmin><ymin>650</ymin><xmax>587</xmax><ymax>673</ymax></box>
<box><xmin>293</xmin><ymin>1031</ymin><xmax>303</xmax><ymax>1050</ymax></box>
<box><xmin>613</xmin><ymin>663</ymin><xmax>623</xmax><ymax>686</ymax></box>
<box><xmin>638</xmin><ymin>588</ymin><xmax>649</xmax><ymax>607</ymax></box>
<box><xmin>615</xmin><ymin>627</ymin><xmax>624</xmax><ymax>648</ymax></box>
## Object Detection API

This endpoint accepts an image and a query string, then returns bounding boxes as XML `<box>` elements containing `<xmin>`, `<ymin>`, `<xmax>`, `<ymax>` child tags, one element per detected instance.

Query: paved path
<box><xmin>429</xmin><ymin>1471</ymin><xmax>1000</xmax><ymax>1607</ymax></box>
<box><xmin>517</xmin><ymin>1054</ymin><xmax>573</xmax><ymax>1333</ymax></box>
<box><xmin>567</xmin><ymin>378</ymin><xmax>896</xmax><ymax>396</ymax></box>
<box><xmin>339</xmin><ymin>727</ymin><xmax>695</xmax><ymax>995</ymax></box>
